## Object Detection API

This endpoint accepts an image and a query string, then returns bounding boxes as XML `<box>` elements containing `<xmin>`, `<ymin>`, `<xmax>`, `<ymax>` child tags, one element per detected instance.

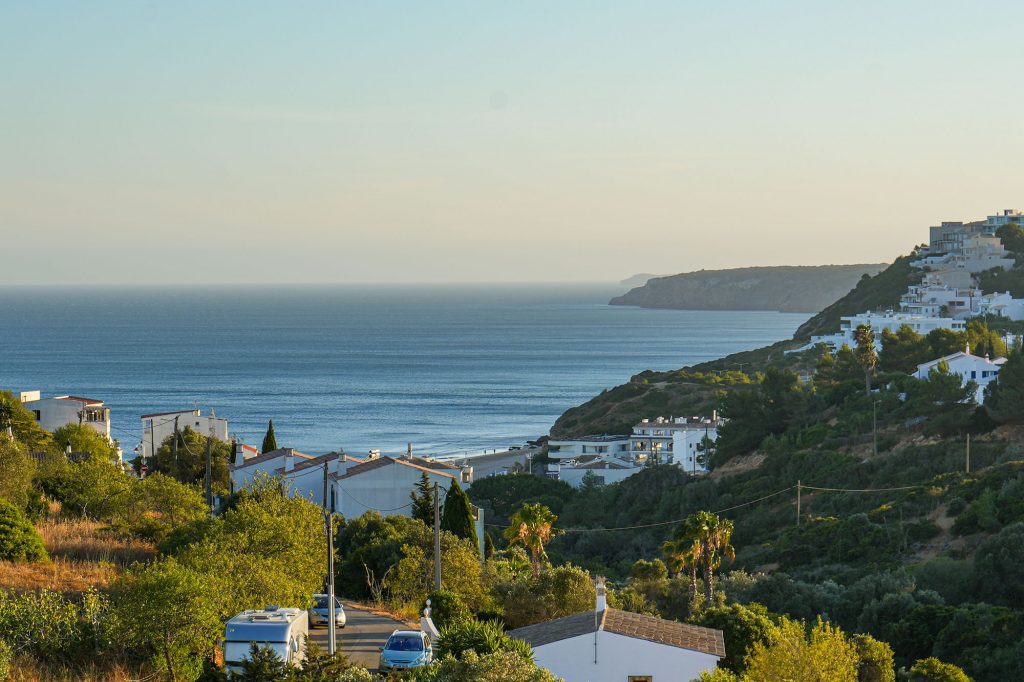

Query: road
<box><xmin>309</xmin><ymin>602</ymin><xmax>413</xmax><ymax>671</ymax></box>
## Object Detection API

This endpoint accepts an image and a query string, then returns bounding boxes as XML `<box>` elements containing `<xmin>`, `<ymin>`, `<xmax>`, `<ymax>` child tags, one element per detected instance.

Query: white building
<box><xmin>140</xmin><ymin>409</ymin><xmax>229</xmax><ymax>459</ymax></box>
<box><xmin>510</xmin><ymin>581</ymin><xmax>725</xmax><ymax>682</ymax></box>
<box><xmin>811</xmin><ymin>312</ymin><xmax>967</xmax><ymax>350</ymax></box>
<box><xmin>630</xmin><ymin>416</ymin><xmax>719</xmax><ymax>473</ymax></box>
<box><xmin>914</xmin><ymin>351</ymin><xmax>1006</xmax><ymax>404</ymax></box>
<box><xmin>331</xmin><ymin>455</ymin><xmax>472</xmax><ymax>520</ymax></box>
<box><xmin>900</xmin><ymin>285</ymin><xmax>982</xmax><ymax>318</ymax></box>
<box><xmin>19</xmin><ymin>391</ymin><xmax>111</xmax><ymax>440</ymax></box>
<box><xmin>229</xmin><ymin>448</ymin><xmax>366</xmax><ymax>507</ymax></box>
<box><xmin>977</xmin><ymin>291</ymin><xmax>1024</xmax><ymax>321</ymax></box>
<box><xmin>554</xmin><ymin>457</ymin><xmax>639</xmax><ymax>488</ymax></box>
<box><xmin>547</xmin><ymin>436</ymin><xmax>631</xmax><ymax>461</ymax></box>
<box><xmin>984</xmin><ymin>208</ymin><xmax>1024</xmax><ymax>231</ymax></box>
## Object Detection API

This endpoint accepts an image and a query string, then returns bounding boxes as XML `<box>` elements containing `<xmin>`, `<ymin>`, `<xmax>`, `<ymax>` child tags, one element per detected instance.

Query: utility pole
<box><xmin>149</xmin><ymin>418</ymin><xmax>156</xmax><ymax>471</ymax></box>
<box><xmin>204</xmin><ymin>420</ymin><xmax>213</xmax><ymax>512</ymax></box>
<box><xmin>323</xmin><ymin>463</ymin><xmax>336</xmax><ymax>656</ymax></box>
<box><xmin>172</xmin><ymin>416</ymin><xmax>179</xmax><ymax>465</ymax></box>
<box><xmin>433</xmin><ymin>482</ymin><xmax>442</xmax><ymax>591</ymax></box>
<box><xmin>796</xmin><ymin>480</ymin><xmax>802</xmax><ymax>526</ymax></box>
<box><xmin>965</xmin><ymin>433</ymin><xmax>971</xmax><ymax>474</ymax></box>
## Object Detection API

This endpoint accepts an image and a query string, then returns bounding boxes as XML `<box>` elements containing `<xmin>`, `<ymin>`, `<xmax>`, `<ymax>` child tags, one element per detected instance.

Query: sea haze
<box><xmin>0</xmin><ymin>284</ymin><xmax>806</xmax><ymax>457</ymax></box>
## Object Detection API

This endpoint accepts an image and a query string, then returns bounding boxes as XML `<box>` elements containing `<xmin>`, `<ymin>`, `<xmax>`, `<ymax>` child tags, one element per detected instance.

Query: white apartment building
<box><xmin>984</xmin><ymin>208</ymin><xmax>1024</xmax><ymax>230</ymax></box>
<box><xmin>900</xmin><ymin>285</ymin><xmax>982</xmax><ymax>318</ymax></box>
<box><xmin>140</xmin><ymin>409</ymin><xmax>229</xmax><ymax>459</ymax></box>
<box><xmin>629</xmin><ymin>416</ymin><xmax>719</xmax><ymax>474</ymax></box>
<box><xmin>811</xmin><ymin>312</ymin><xmax>967</xmax><ymax>350</ymax></box>
<box><xmin>19</xmin><ymin>391</ymin><xmax>111</xmax><ymax>440</ymax></box>
<box><xmin>555</xmin><ymin>459</ymin><xmax>638</xmax><ymax>488</ymax></box>
<box><xmin>546</xmin><ymin>435</ymin><xmax>631</xmax><ymax>461</ymax></box>
<box><xmin>914</xmin><ymin>351</ymin><xmax>1006</xmax><ymax>404</ymax></box>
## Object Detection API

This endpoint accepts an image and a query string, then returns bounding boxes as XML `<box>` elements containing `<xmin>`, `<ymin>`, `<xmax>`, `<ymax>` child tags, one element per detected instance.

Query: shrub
<box><xmin>0</xmin><ymin>588</ymin><xmax>109</xmax><ymax>662</ymax></box>
<box><xmin>426</xmin><ymin>590</ymin><xmax>470</xmax><ymax>630</ymax></box>
<box><xmin>0</xmin><ymin>639</ymin><xmax>10</xmax><ymax>681</ymax></box>
<box><xmin>908</xmin><ymin>657</ymin><xmax>970</xmax><ymax>682</ymax></box>
<box><xmin>690</xmin><ymin>603</ymin><xmax>777</xmax><ymax>674</ymax></box>
<box><xmin>0</xmin><ymin>499</ymin><xmax>48</xmax><ymax>563</ymax></box>
<box><xmin>436</xmin><ymin>618</ymin><xmax>532</xmax><ymax>661</ymax></box>
<box><xmin>412</xmin><ymin>650</ymin><xmax>556</xmax><ymax>682</ymax></box>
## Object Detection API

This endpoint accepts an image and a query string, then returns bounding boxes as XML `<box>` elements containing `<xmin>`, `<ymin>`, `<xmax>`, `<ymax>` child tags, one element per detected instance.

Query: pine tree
<box><xmin>261</xmin><ymin>420</ymin><xmax>278</xmax><ymax>453</ymax></box>
<box><xmin>987</xmin><ymin>352</ymin><xmax>1024</xmax><ymax>423</ymax></box>
<box><xmin>440</xmin><ymin>479</ymin><xmax>479</xmax><ymax>554</ymax></box>
<box><xmin>410</xmin><ymin>472</ymin><xmax>434</xmax><ymax>524</ymax></box>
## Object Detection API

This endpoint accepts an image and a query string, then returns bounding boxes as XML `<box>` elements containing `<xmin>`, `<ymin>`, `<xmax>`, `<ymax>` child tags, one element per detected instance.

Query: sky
<box><xmin>2</xmin><ymin>1</ymin><xmax>1023</xmax><ymax>284</ymax></box>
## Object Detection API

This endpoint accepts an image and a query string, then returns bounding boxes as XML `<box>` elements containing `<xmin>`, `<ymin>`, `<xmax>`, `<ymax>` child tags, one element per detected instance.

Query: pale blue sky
<box><xmin>3</xmin><ymin>2</ymin><xmax>1023</xmax><ymax>283</ymax></box>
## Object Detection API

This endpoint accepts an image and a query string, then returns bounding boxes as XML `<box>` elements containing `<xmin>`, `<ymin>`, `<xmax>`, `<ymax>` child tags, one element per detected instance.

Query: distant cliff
<box><xmin>610</xmin><ymin>264</ymin><xmax>887</xmax><ymax>313</ymax></box>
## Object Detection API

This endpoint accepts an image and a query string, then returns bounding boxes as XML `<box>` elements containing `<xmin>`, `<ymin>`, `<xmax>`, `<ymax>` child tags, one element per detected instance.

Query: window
<box><xmin>33</xmin><ymin>410</ymin><xmax>40</xmax><ymax>420</ymax></box>
<box><xmin>628</xmin><ymin>677</ymin><xmax>653</xmax><ymax>682</ymax></box>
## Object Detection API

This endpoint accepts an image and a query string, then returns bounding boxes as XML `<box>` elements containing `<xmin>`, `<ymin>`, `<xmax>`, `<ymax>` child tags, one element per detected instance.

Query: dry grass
<box><xmin>0</xmin><ymin>557</ymin><xmax>119</xmax><ymax>593</ymax></box>
<box><xmin>7</xmin><ymin>653</ymin><xmax>153</xmax><ymax>682</ymax></box>
<box><xmin>0</xmin><ymin>519</ymin><xmax>156</xmax><ymax>594</ymax></box>
<box><xmin>38</xmin><ymin>519</ymin><xmax>156</xmax><ymax>566</ymax></box>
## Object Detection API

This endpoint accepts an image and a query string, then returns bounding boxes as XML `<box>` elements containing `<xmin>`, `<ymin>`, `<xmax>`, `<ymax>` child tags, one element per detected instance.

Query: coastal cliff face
<box><xmin>610</xmin><ymin>264</ymin><xmax>887</xmax><ymax>313</ymax></box>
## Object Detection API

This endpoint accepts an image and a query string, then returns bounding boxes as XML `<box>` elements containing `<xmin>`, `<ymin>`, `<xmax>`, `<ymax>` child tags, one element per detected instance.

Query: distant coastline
<box><xmin>610</xmin><ymin>264</ymin><xmax>887</xmax><ymax>313</ymax></box>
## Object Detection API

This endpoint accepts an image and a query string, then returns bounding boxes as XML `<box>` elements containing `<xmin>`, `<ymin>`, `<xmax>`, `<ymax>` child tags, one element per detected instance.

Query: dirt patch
<box><xmin>711</xmin><ymin>452</ymin><xmax>767</xmax><ymax>480</ymax></box>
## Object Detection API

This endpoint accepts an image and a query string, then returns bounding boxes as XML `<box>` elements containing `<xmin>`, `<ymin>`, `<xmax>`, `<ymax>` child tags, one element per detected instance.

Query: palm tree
<box><xmin>689</xmin><ymin>511</ymin><xmax>736</xmax><ymax>602</ymax></box>
<box><xmin>662</xmin><ymin>534</ymin><xmax>702</xmax><ymax>607</ymax></box>
<box><xmin>853</xmin><ymin>324</ymin><xmax>877</xmax><ymax>397</ymax></box>
<box><xmin>504</xmin><ymin>503</ymin><xmax>564</xmax><ymax>577</ymax></box>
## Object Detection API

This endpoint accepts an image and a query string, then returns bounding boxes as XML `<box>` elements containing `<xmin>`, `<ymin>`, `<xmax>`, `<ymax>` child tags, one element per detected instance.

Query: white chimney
<box><xmin>595</xmin><ymin>577</ymin><xmax>607</xmax><ymax>613</ymax></box>
<box><xmin>284</xmin><ymin>449</ymin><xmax>295</xmax><ymax>472</ymax></box>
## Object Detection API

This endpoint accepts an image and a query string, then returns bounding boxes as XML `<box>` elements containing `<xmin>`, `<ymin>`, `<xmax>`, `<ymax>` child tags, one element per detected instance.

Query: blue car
<box><xmin>378</xmin><ymin>630</ymin><xmax>433</xmax><ymax>672</ymax></box>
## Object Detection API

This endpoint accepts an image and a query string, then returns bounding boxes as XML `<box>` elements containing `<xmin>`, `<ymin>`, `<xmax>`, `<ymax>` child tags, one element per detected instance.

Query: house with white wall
<box><xmin>140</xmin><ymin>409</ymin><xmax>229</xmax><ymax>459</ymax></box>
<box><xmin>555</xmin><ymin>459</ymin><xmax>637</xmax><ymax>488</ymax></box>
<box><xmin>19</xmin><ymin>391</ymin><xmax>111</xmax><ymax>440</ymax></box>
<box><xmin>230</xmin><ymin>446</ymin><xmax>381</xmax><ymax>509</ymax></box>
<box><xmin>547</xmin><ymin>435</ymin><xmax>631</xmax><ymax>462</ymax></box>
<box><xmin>331</xmin><ymin>455</ymin><xmax>471</xmax><ymax>519</ymax></box>
<box><xmin>630</xmin><ymin>416</ymin><xmax>719</xmax><ymax>473</ymax></box>
<box><xmin>510</xmin><ymin>580</ymin><xmax>725</xmax><ymax>682</ymax></box>
<box><xmin>914</xmin><ymin>351</ymin><xmax>1006</xmax><ymax>404</ymax></box>
<box><xmin>811</xmin><ymin>312</ymin><xmax>967</xmax><ymax>350</ymax></box>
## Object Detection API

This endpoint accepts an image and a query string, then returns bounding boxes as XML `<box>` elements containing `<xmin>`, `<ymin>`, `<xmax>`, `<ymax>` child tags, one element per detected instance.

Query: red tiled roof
<box><xmin>509</xmin><ymin>608</ymin><xmax>725</xmax><ymax>658</ymax></box>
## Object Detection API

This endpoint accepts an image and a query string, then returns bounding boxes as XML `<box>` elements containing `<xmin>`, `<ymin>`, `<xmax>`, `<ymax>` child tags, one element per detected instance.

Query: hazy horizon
<box><xmin>3</xmin><ymin>2</ymin><xmax>1023</xmax><ymax>285</ymax></box>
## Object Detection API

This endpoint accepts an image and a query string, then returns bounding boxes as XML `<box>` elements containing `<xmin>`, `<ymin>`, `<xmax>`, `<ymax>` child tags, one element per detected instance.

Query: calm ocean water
<box><xmin>0</xmin><ymin>285</ymin><xmax>806</xmax><ymax>456</ymax></box>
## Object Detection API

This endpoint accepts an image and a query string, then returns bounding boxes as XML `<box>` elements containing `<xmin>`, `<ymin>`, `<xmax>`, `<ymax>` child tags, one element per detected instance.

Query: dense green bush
<box><xmin>436</xmin><ymin>618</ymin><xmax>532</xmax><ymax>661</ymax></box>
<box><xmin>0</xmin><ymin>499</ymin><xmax>48</xmax><ymax>562</ymax></box>
<box><xmin>0</xmin><ymin>588</ymin><xmax>108</xmax><ymax>662</ymax></box>
<box><xmin>425</xmin><ymin>590</ymin><xmax>471</xmax><ymax>630</ymax></box>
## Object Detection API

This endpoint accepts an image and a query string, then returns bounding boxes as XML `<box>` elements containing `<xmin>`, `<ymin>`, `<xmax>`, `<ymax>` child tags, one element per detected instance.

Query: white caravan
<box><xmin>223</xmin><ymin>606</ymin><xmax>309</xmax><ymax>673</ymax></box>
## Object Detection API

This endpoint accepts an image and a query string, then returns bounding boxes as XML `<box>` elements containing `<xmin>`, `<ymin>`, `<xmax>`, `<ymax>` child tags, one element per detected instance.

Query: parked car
<box><xmin>378</xmin><ymin>630</ymin><xmax>433</xmax><ymax>672</ymax></box>
<box><xmin>308</xmin><ymin>594</ymin><xmax>346</xmax><ymax>628</ymax></box>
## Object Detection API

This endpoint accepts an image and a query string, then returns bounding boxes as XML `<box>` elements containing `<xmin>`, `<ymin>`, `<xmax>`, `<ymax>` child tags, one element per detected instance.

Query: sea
<box><xmin>0</xmin><ymin>285</ymin><xmax>806</xmax><ymax>457</ymax></box>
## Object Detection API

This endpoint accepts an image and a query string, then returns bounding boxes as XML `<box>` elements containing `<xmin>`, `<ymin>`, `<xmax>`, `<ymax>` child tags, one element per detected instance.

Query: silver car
<box><xmin>378</xmin><ymin>630</ymin><xmax>433</xmax><ymax>672</ymax></box>
<box><xmin>308</xmin><ymin>594</ymin><xmax>346</xmax><ymax>628</ymax></box>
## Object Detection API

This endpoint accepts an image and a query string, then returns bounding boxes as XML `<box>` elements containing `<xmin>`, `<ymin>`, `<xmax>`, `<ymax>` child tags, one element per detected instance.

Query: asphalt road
<box><xmin>309</xmin><ymin>603</ymin><xmax>412</xmax><ymax>672</ymax></box>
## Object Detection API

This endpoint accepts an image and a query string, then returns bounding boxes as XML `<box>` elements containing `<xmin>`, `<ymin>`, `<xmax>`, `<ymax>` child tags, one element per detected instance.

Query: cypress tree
<box><xmin>410</xmin><ymin>472</ymin><xmax>434</xmax><ymax>524</ymax></box>
<box><xmin>261</xmin><ymin>420</ymin><xmax>278</xmax><ymax>453</ymax></box>
<box><xmin>440</xmin><ymin>479</ymin><xmax>479</xmax><ymax>554</ymax></box>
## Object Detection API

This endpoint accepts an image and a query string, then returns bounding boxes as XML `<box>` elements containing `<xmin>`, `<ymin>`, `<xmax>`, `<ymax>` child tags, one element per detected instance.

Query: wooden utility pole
<box><xmin>872</xmin><ymin>401</ymin><xmax>879</xmax><ymax>457</ymax></box>
<box><xmin>796</xmin><ymin>480</ymin><xmax>802</xmax><ymax>526</ymax></box>
<box><xmin>433</xmin><ymin>482</ymin><xmax>442</xmax><ymax>591</ymax></box>
<box><xmin>965</xmin><ymin>433</ymin><xmax>971</xmax><ymax>474</ymax></box>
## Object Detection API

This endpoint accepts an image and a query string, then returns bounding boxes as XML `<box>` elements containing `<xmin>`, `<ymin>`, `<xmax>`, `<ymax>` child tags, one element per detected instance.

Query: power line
<box><xmin>483</xmin><ymin>479</ymin><xmax>930</xmax><ymax>534</ymax></box>
<box><xmin>802</xmin><ymin>484</ymin><xmax>923</xmax><ymax>493</ymax></box>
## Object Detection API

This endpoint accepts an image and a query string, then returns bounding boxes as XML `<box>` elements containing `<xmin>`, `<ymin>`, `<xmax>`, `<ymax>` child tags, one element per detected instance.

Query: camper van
<box><xmin>224</xmin><ymin>606</ymin><xmax>309</xmax><ymax>673</ymax></box>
